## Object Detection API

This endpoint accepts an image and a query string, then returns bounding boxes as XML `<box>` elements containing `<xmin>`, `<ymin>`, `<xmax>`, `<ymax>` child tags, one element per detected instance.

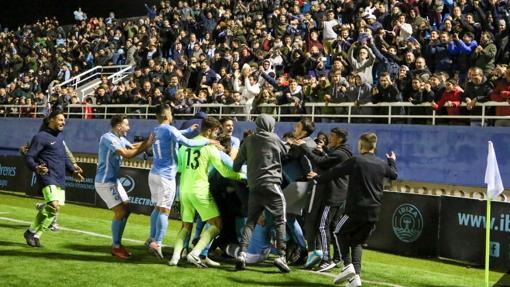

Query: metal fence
<box><xmin>48</xmin><ymin>65</ymin><xmax>133</xmax><ymax>101</ymax></box>
<box><xmin>1</xmin><ymin>102</ymin><xmax>509</xmax><ymax>125</ymax></box>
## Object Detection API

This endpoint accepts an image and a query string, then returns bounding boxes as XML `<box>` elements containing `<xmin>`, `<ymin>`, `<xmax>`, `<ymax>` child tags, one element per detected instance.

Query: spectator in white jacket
<box><xmin>234</xmin><ymin>64</ymin><xmax>260</xmax><ymax>119</ymax></box>
<box><xmin>322</xmin><ymin>10</ymin><xmax>340</xmax><ymax>53</ymax></box>
<box><xmin>348</xmin><ymin>42</ymin><xmax>376</xmax><ymax>84</ymax></box>
<box><xmin>393</xmin><ymin>14</ymin><xmax>413</xmax><ymax>45</ymax></box>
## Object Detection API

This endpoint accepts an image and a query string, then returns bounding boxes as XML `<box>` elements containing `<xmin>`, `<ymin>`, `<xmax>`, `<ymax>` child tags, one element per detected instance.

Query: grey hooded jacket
<box><xmin>233</xmin><ymin>114</ymin><xmax>288</xmax><ymax>188</ymax></box>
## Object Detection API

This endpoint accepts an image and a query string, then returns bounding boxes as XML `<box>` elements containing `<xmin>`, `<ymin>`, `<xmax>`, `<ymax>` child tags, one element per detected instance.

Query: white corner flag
<box><xmin>485</xmin><ymin>141</ymin><xmax>504</xmax><ymax>200</ymax></box>
<box><xmin>484</xmin><ymin>141</ymin><xmax>505</xmax><ymax>287</ymax></box>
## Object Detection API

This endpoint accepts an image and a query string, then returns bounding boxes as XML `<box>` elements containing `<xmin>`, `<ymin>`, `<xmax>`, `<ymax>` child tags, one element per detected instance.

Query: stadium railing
<box><xmin>48</xmin><ymin>65</ymin><xmax>133</xmax><ymax>101</ymax></box>
<box><xmin>1</xmin><ymin>102</ymin><xmax>508</xmax><ymax>125</ymax></box>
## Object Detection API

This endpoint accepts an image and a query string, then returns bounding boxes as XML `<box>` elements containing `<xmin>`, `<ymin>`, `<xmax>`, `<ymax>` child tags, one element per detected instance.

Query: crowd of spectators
<box><xmin>1</xmin><ymin>0</ymin><xmax>510</xmax><ymax>125</ymax></box>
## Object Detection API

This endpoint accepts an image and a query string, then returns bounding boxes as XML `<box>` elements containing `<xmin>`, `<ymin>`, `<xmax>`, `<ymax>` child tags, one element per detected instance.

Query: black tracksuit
<box><xmin>302</xmin><ymin>144</ymin><xmax>352</xmax><ymax>261</ymax></box>
<box><xmin>315</xmin><ymin>153</ymin><xmax>397</xmax><ymax>274</ymax></box>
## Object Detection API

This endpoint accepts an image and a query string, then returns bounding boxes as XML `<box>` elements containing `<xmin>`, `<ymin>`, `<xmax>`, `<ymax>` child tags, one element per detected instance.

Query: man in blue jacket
<box><xmin>24</xmin><ymin>110</ymin><xmax>84</xmax><ymax>247</ymax></box>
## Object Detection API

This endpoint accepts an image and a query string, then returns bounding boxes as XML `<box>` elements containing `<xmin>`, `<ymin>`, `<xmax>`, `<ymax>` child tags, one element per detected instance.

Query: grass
<box><xmin>0</xmin><ymin>191</ymin><xmax>506</xmax><ymax>287</ymax></box>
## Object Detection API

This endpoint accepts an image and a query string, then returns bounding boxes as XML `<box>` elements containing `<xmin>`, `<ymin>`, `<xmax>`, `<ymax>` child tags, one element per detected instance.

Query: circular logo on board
<box><xmin>392</xmin><ymin>204</ymin><xmax>423</xmax><ymax>243</ymax></box>
<box><xmin>119</xmin><ymin>175</ymin><xmax>135</xmax><ymax>193</ymax></box>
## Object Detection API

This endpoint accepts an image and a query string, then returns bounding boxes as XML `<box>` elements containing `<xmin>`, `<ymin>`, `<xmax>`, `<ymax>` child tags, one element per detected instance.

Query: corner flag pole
<box><xmin>485</xmin><ymin>197</ymin><xmax>490</xmax><ymax>287</ymax></box>
<box><xmin>484</xmin><ymin>141</ymin><xmax>505</xmax><ymax>287</ymax></box>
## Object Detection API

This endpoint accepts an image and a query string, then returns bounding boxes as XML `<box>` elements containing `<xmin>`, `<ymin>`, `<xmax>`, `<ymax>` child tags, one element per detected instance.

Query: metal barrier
<box><xmin>1</xmin><ymin>102</ymin><xmax>509</xmax><ymax>125</ymax></box>
<box><xmin>79</xmin><ymin>65</ymin><xmax>134</xmax><ymax>100</ymax></box>
<box><xmin>190</xmin><ymin>102</ymin><xmax>510</xmax><ymax>126</ymax></box>
<box><xmin>48</xmin><ymin>65</ymin><xmax>133</xmax><ymax>101</ymax></box>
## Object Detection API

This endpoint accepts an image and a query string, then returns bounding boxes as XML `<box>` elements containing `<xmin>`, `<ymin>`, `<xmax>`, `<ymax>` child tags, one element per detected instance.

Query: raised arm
<box><xmin>314</xmin><ymin>156</ymin><xmax>355</xmax><ymax>183</ymax></box>
<box><xmin>209</xmin><ymin>146</ymin><xmax>245</xmax><ymax>180</ymax></box>
<box><xmin>172</xmin><ymin>127</ymin><xmax>211</xmax><ymax>147</ymax></box>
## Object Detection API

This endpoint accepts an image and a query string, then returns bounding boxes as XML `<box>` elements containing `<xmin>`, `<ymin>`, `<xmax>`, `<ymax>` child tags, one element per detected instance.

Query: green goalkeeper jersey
<box><xmin>177</xmin><ymin>135</ymin><xmax>245</xmax><ymax>195</ymax></box>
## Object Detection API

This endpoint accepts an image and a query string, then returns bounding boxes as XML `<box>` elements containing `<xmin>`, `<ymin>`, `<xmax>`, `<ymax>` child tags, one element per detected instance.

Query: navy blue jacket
<box><xmin>25</xmin><ymin>127</ymin><xmax>75</xmax><ymax>188</ymax></box>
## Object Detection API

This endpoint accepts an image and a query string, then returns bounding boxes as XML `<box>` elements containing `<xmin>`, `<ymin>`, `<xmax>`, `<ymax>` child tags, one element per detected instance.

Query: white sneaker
<box><xmin>333</xmin><ymin>263</ymin><xmax>356</xmax><ymax>284</ymax></box>
<box><xmin>149</xmin><ymin>241</ymin><xmax>164</xmax><ymax>260</ymax></box>
<box><xmin>168</xmin><ymin>256</ymin><xmax>180</xmax><ymax>266</ymax></box>
<box><xmin>346</xmin><ymin>274</ymin><xmax>361</xmax><ymax>287</ymax></box>
<box><xmin>49</xmin><ymin>222</ymin><xmax>60</xmax><ymax>232</ymax></box>
<box><xmin>236</xmin><ymin>251</ymin><xmax>247</xmax><ymax>270</ymax></box>
<box><xmin>186</xmin><ymin>253</ymin><xmax>207</xmax><ymax>268</ymax></box>
<box><xmin>274</xmin><ymin>255</ymin><xmax>291</xmax><ymax>273</ymax></box>
<box><xmin>202</xmin><ymin>256</ymin><xmax>221</xmax><ymax>267</ymax></box>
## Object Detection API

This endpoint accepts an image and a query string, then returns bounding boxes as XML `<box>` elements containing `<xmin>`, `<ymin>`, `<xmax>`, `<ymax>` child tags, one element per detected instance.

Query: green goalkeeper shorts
<box><xmin>42</xmin><ymin>185</ymin><xmax>65</xmax><ymax>205</ymax></box>
<box><xmin>180</xmin><ymin>189</ymin><xmax>219</xmax><ymax>223</ymax></box>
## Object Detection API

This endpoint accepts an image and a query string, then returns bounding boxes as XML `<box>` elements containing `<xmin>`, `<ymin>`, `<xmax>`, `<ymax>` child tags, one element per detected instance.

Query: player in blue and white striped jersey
<box><xmin>94</xmin><ymin>114</ymin><xmax>154</xmax><ymax>259</ymax></box>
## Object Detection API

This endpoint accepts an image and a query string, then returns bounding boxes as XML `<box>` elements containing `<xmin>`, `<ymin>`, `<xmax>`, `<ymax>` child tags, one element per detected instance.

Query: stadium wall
<box><xmin>0</xmin><ymin>118</ymin><xmax>508</xmax><ymax>187</ymax></box>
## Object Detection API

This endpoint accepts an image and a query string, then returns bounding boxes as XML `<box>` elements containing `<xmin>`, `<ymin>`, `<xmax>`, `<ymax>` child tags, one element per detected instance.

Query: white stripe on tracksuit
<box><xmin>332</xmin><ymin>214</ymin><xmax>349</xmax><ymax>259</ymax></box>
<box><xmin>303</xmin><ymin>155</ymin><xmax>316</xmax><ymax>214</ymax></box>
<box><xmin>308</xmin><ymin>184</ymin><xmax>317</xmax><ymax>214</ymax></box>
<box><xmin>319</xmin><ymin>205</ymin><xmax>331</xmax><ymax>258</ymax></box>
<box><xmin>273</xmin><ymin>184</ymin><xmax>287</xmax><ymax>223</ymax></box>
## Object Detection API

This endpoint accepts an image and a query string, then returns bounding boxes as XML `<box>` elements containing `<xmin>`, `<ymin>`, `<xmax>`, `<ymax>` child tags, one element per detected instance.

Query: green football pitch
<box><xmin>0</xmin><ymin>191</ymin><xmax>505</xmax><ymax>287</ymax></box>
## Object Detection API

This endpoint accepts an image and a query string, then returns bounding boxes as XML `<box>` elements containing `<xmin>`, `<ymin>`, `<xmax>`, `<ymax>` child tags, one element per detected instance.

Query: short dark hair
<box><xmin>111</xmin><ymin>114</ymin><xmax>128</xmax><ymax>128</ymax></box>
<box><xmin>380</xmin><ymin>72</ymin><xmax>390</xmax><ymax>78</ymax></box>
<box><xmin>201</xmin><ymin>116</ymin><xmax>221</xmax><ymax>132</ymax></box>
<box><xmin>464</xmin><ymin>32</ymin><xmax>474</xmax><ymax>39</ymax></box>
<box><xmin>220</xmin><ymin>116</ymin><xmax>234</xmax><ymax>125</ymax></box>
<box><xmin>218</xmin><ymin>135</ymin><xmax>232</xmax><ymax>155</ymax></box>
<box><xmin>299</xmin><ymin>118</ymin><xmax>315</xmax><ymax>136</ymax></box>
<box><xmin>331</xmin><ymin>128</ymin><xmax>348</xmax><ymax>144</ymax></box>
<box><xmin>47</xmin><ymin>109</ymin><xmax>64</xmax><ymax>120</ymax></box>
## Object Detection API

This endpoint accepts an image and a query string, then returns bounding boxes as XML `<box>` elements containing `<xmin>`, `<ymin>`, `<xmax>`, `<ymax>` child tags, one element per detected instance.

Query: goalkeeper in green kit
<box><xmin>168</xmin><ymin>117</ymin><xmax>246</xmax><ymax>267</ymax></box>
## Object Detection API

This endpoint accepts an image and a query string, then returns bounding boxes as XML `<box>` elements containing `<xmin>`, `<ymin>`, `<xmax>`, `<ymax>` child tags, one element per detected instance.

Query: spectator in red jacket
<box><xmin>431</xmin><ymin>79</ymin><xmax>465</xmax><ymax>125</ymax></box>
<box><xmin>490</xmin><ymin>69</ymin><xmax>510</xmax><ymax>126</ymax></box>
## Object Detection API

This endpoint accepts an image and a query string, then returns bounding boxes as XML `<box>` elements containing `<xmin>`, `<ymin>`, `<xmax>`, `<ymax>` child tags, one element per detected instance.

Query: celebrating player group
<box><xmin>23</xmin><ymin>105</ymin><xmax>397</xmax><ymax>286</ymax></box>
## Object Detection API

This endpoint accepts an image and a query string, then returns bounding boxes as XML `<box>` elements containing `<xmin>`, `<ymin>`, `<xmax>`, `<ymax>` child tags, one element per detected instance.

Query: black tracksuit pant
<box><xmin>320</xmin><ymin>202</ymin><xmax>345</xmax><ymax>261</ymax></box>
<box><xmin>334</xmin><ymin>215</ymin><xmax>375</xmax><ymax>274</ymax></box>
<box><xmin>303</xmin><ymin>182</ymin><xmax>326</xmax><ymax>251</ymax></box>
<box><xmin>239</xmin><ymin>183</ymin><xmax>287</xmax><ymax>255</ymax></box>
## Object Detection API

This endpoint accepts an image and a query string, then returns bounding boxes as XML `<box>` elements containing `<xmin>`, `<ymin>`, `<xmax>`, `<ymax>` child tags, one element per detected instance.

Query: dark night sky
<box><xmin>0</xmin><ymin>0</ymin><xmax>161</xmax><ymax>30</ymax></box>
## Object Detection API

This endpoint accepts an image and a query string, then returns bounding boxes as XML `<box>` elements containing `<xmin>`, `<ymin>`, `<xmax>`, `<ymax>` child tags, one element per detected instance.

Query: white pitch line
<box><xmin>0</xmin><ymin>216</ymin><xmax>405</xmax><ymax>286</ymax></box>
<box><xmin>0</xmin><ymin>212</ymin><xmax>10</xmax><ymax>214</ymax></box>
<box><xmin>0</xmin><ymin>216</ymin><xmax>143</xmax><ymax>244</ymax></box>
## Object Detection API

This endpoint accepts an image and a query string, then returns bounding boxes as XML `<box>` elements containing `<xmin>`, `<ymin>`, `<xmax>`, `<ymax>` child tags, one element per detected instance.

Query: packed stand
<box><xmin>1</xmin><ymin>0</ymin><xmax>510</xmax><ymax>125</ymax></box>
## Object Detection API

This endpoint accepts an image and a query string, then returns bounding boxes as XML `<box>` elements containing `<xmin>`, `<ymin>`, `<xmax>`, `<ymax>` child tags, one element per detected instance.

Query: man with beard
<box><xmin>463</xmin><ymin>67</ymin><xmax>493</xmax><ymax>126</ymax></box>
<box><xmin>95</xmin><ymin>115</ymin><xmax>154</xmax><ymax>259</ymax></box>
<box><xmin>471</xmin><ymin>31</ymin><xmax>497</xmax><ymax>76</ymax></box>
<box><xmin>24</xmin><ymin>110</ymin><xmax>84</xmax><ymax>247</ymax></box>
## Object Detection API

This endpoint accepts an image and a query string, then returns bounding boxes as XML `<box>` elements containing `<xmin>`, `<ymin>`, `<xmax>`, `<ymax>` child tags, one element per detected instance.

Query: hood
<box><xmin>336</xmin><ymin>144</ymin><xmax>353</xmax><ymax>157</ymax></box>
<box><xmin>255</xmin><ymin>114</ymin><xmax>275</xmax><ymax>133</ymax></box>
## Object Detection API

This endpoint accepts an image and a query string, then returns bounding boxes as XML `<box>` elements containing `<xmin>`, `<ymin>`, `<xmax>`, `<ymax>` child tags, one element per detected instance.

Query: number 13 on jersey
<box><xmin>185</xmin><ymin>148</ymin><xmax>200</xmax><ymax>169</ymax></box>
